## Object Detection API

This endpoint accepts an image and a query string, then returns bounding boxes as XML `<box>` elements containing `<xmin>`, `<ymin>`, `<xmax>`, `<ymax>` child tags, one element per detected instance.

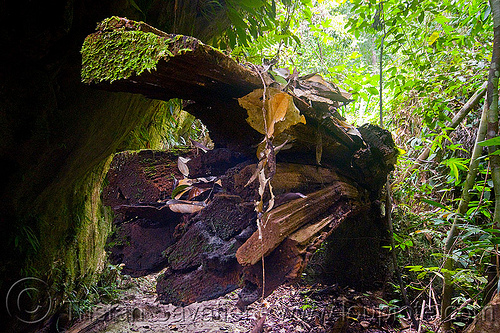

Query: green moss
<box><xmin>81</xmin><ymin>17</ymin><xmax>199</xmax><ymax>84</ymax></box>
<box><xmin>13</xmin><ymin>91</ymin><xmax>173</xmax><ymax>319</ymax></box>
<box><xmin>143</xmin><ymin>165</ymin><xmax>157</xmax><ymax>178</ymax></box>
<box><xmin>81</xmin><ymin>30</ymin><xmax>173</xmax><ymax>83</ymax></box>
<box><xmin>4</xmin><ymin>14</ymin><xmax>208</xmax><ymax>327</ymax></box>
<box><xmin>134</xmin><ymin>188</ymin><xmax>145</xmax><ymax>200</ymax></box>
<box><xmin>139</xmin><ymin>157</ymin><xmax>156</xmax><ymax>165</ymax></box>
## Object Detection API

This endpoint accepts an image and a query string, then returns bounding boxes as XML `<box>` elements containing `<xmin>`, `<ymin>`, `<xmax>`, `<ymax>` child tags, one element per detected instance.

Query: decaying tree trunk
<box><xmin>89</xmin><ymin>17</ymin><xmax>398</xmax><ymax>308</ymax></box>
<box><xmin>465</xmin><ymin>293</ymin><xmax>500</xmax><ymax>333</ymax></box>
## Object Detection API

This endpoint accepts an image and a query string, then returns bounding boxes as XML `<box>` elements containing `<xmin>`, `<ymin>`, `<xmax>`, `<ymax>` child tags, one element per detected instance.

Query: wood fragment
<box><xmin>249</xmin><ymin>314</ymin><xmax>267</xmax><ymax>333</ymax></box>
<box><xmin>236</xmin><ymin>182</ymin><xmax>358</xmax><ymax>266</ymax></box>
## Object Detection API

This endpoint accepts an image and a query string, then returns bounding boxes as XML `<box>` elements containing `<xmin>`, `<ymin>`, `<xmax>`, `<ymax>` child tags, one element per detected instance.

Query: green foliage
<box><xmin>81</xmin><ymin>18</ymin><xmax>203</xmax><ymax>84</ymax></box>
<box><xmin>479</xmin><ymin>135</ymin><xmax>500</xmax><ymax>147</ymax></box>
<box><xmin>77</xmin><ymin>0</ymin><xmax>500</xmax><ymax>327</ymax></box>
<box><xmin>233</xmin><ymin>3</ymin><xmax>495</xmax><ymax>320</ymax></box>
<box><xmin>65</xmin><ymin>263</ymin><xmax>122</xmax><ymax>317</ymax></box>
<box><xmin>11</xmin><ymin>225</ymin><xmax>40</xmax><ymax>258</ymax></box>
<box><xmin>209</xmin><ymin>0</ymin><xmax>308</xmax><ymax>51</ymax></box>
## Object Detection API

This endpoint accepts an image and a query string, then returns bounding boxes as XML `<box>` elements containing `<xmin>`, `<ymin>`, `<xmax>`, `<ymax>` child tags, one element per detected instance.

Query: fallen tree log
<box><xmin>87</xmin><ymin>17</ymin><xmax>398</xmax><ymax>308</ymax></box>
<box><xmin>236</xmin><ymin>182</ymin><xmax>360</xmax><ymax>266</ymax></box>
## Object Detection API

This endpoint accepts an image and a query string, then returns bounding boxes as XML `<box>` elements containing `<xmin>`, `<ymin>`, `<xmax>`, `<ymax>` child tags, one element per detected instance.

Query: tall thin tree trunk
<box><xmin>487</xmin><ymin>0</ymin><xmax>500</xmax><ymax>229</ymax></box>
<box><xmin>441</xmin><ymin>97</ymin><xmax>489</xmax><ymax>331</ymax></box>
<box><xmin>482</xmin><ymin>0</ymin><xmax>500</xmax><ymax>307</ymax></box>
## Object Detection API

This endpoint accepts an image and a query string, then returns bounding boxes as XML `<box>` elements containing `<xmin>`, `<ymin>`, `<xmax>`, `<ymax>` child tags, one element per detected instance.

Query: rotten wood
<box><xmin>465</xmin><ymin>293</ymin><xmax>500</xmax><ymax>333</ymax></box>
<box><xmin>83</xmin><ymin>17</ymin><xmax>366</xmax><ymax>156</ymax></box>
<box><xmin>87</xmin><ymin>17</ymin><xmax>399</xmax><ymax>310</ymax></box>
<box><xmin>236</xmin><ymin>182</ymin><xmax>359</xmax><ymax>266</ymax></box>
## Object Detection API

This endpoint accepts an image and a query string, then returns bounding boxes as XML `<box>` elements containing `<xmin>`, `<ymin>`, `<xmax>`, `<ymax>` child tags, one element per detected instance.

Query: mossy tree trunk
<box><xmin>0</xmin><ymin>1</ymin><xmax>233</xmax><ymax>331</ymax></box>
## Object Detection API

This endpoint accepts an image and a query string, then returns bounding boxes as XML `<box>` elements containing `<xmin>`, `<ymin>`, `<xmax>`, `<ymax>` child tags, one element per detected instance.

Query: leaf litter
<box><xmin>65</xmin><ymin>271</ymin><xmax>416</xmax><ymax>333</ymax></box>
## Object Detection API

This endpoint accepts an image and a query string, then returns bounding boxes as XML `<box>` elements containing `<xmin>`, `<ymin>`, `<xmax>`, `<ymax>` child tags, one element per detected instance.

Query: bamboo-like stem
<box><xmin>482</xmin><ymin>0</ymin><xmax>500</xmax><ymax>308</ymax></box>
<box><xmin>441</xmin><ymin>96</ymin><xmax>489</xmax><ymax>331</ymax></box>
<box><xmin>401</xmin><ymin>82</ymin><xmax>487</xmax><ymax>181</ymax></box>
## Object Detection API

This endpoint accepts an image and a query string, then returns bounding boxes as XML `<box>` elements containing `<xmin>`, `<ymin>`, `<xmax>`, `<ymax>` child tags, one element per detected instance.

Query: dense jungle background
<box><xmin>1</xmin><ymin>0</ymin><xmax>500</xmax><ymax>332</ymax></box>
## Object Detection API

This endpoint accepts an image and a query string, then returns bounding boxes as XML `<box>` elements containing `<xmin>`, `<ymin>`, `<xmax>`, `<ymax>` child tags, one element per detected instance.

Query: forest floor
<box><xmin>65</xmin><ymin>272</ymin><xmax>423</xmax><ymax>333</ymax></box>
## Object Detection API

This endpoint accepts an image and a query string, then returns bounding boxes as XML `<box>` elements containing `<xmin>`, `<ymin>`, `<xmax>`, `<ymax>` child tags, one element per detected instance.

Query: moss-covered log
<box><xmin>80</xmin><ymin>17</ymin><xmax>263</xmax><ymax>151</ymax></box>
<box><xmin>80</xmin><ymin>16</ymin><xmax>398</xmax><ymax>310</ymax></box>
<box><xmin>81</xmin><ymin>17</ymin><xmax>261</xmax><ymax>93</ymax></box>
<box><xmin>80</xmin><ymin>17</ymin><xmax>377</xmax><ymax>169</ymax></box>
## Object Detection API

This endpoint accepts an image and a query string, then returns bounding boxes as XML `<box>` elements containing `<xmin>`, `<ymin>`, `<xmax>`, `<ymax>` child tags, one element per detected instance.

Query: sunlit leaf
<box><xmin>239</xmin><ymin>88</ymin><xmax>306</xmax><ymax>137</ymax></box>
<box><xmin>267</xmin><ymin>92</ymin><xmax>291</xmax><ymax>136</ymax></box>
<box><xmin>428</xmin><ymin>31</ymin><xmax>439</xmax><ymax>45</ymax></box>
<box><xmin>366</xmin><ymin>86</ymin><xmax>379</xmax><ymax>95</ymax></box>
<box><xmin>483</xmin><ymin>5</ymin><xmax>491</xmax><ymax>22</ymax></box>
<box><xmin>478</xmin><ymin>136</ymin><xmax>500</xmax><ymax>146</ymax></box>
<box><xmin>238</xmin><ymin>0</ymin><xmax>264</xmax><ymax>9</ymax></box>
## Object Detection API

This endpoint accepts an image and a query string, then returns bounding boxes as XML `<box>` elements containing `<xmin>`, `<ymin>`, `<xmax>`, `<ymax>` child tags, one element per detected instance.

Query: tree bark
<box><xmin>465</xmin><ymin>293</ymin><xmax>500</xmax><ymax>333</ymax></box>
<box><xmin>482</xmin><ymin>0</ymin><xmax>500</xmax><ymax>310</ymax></box>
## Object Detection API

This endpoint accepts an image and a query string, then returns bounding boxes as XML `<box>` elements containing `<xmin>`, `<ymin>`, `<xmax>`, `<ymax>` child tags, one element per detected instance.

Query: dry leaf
<box><xmin>257</xmin><ymin>167</ymin><xmax>269</xmax><ymax>197</ymax></box>
<box><xmin>332</xmin><ymin>118</ymin><xmax>363</xmax><ymax>141</ymax></box>
<box><xmin>305</xmin><ymin>73</ymin><xmax>331</xmax><ymax>85</ymax></box>
<box><xmin>166</xmin><ymin>199</ymin><xmax>205</xmax><ymax>214</ymax></box>
<box><xmin>267</xmin><ymin>92</ymin><xmax>289</xmax><ymax>137</ymax></box>
<box><xmin>239</xmin><ymin>89</ymin><xmax>265</xmax><ymax>134</ymax></box>
<box><xmin>239</xmin><ymin>88</ymin><xmax>306</xmax><ymax>138</ymax></box>
<box><xmin>296</xmin><ymin>73</ymin><xmax>353</xmax><ymax>103</ymax></box>
<box><xmin>187</xmin><ymin>187</ymin><xmax>209</xmax><ymax>200</ymax></box>
<box><xmin>245</xmin><ymin>159</ymin><xmax>266</xmax><ymax>187</ymax></box>
<box><xmin>177</xmin><ymin>156</ymin><xmax>191</xmax><ymax>176</ymax></box>
<box><xmin>190</xmin><ymin>138</ymin><xmax>209</xmax><ymax>152</ymax></box>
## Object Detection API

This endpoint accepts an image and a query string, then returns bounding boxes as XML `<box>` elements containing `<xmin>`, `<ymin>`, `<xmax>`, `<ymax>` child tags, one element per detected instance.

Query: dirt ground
<box><xmin>65</xmin><ymin>272</ymin><xmax>423</xmax><ymax>333</ymax></box>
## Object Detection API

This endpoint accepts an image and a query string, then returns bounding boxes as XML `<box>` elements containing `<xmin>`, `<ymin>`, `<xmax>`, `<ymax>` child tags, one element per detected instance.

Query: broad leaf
<box><xmin>239</xmin><ymin>88</ymin><xmax>306</xmax><ymax>137</ymax></box>
<box><xmin>171</xmin><ymin>184</ymin><xmax>191</xmax><ymax>199</ymax></box>
<box><xmin>421</xmin><ymin>198</ymin><xmax>450</xmax><ymax>211</ymax></box>
<box><xmin>478</xmin><ymin>136</ymin><xmax>500</xmax><ymax>146</ymax></box>
<box><xmin>366</xmin><ymin>86</ymin><xmax>379</xmax><ymax>95</ymax></box>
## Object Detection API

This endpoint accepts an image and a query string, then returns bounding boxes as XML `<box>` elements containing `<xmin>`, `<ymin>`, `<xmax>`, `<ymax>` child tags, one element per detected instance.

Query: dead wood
<box><xmin>88</xmin><ymin>17</ymin><xmax>399</xmax><ymax>309</ymax></box>
<box><xmin>249</xmin><ymin>314</ymin><xmax>267</xmax><ymax>333</ymax></box>
<box><xmin>465</xmin><ymin>293</ymin><xmax>500</xmax><ymax>333</ymax></box>
<box><xmin>82</xmin><ymin>17</ymin><xmax>367</xmax><ymax>155</ymax></box>
<box><xmin>236</xmin><ymin>182</ymin><xmax>359</xmax><ymax>266</ymax></box>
